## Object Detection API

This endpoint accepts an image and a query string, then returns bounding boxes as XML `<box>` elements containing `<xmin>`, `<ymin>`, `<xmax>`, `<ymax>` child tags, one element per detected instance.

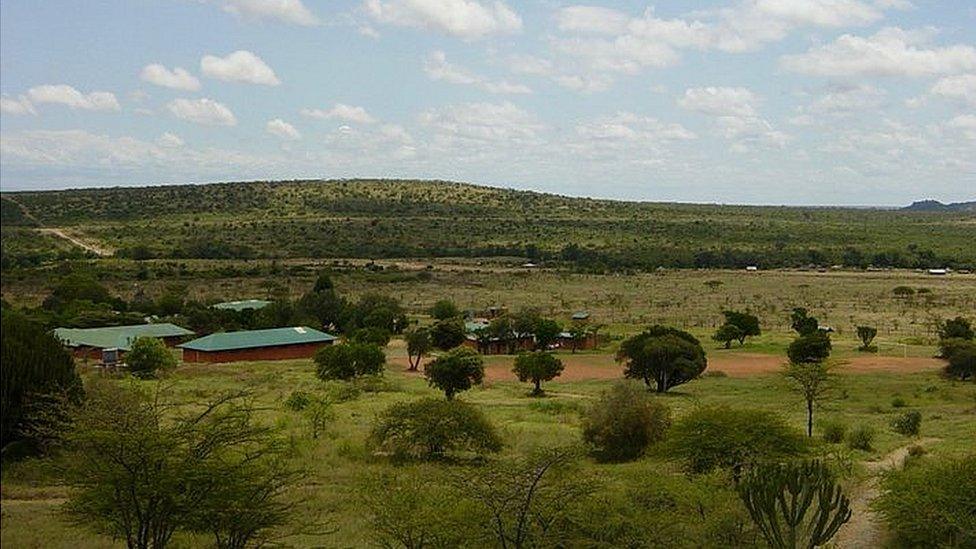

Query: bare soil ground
<box><xmin>37</xmin><ymin>228</ymin><xmax>113</xmax><ymax>256</ymax></box>
<box><xmin>391</xmin><ymin>351</ymin><xmax>943</xmax><ymax>382</ymax></box>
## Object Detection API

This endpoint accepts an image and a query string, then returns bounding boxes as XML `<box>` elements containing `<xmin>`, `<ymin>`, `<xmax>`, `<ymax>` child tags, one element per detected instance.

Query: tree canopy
<box><xmin>424</xmin><ymin>347</ymin><xmax>485</xmax><ymax>400</ymax></box>
<box><xmin>512</xmin><ymin>352</ymin><xmax>564</xmax><ymax>396</ymax></box>
<box><xmin>618</xmin><ymin>326</ymin><xmax>707</xmax><ymax>393</ymax></box>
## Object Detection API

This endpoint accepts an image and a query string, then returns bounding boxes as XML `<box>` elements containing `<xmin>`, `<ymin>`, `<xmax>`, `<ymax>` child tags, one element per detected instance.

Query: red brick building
<box><xmin>180</xmin><ymin>326</ymin><xmax>337</xmax><ymax>363</ymax></box>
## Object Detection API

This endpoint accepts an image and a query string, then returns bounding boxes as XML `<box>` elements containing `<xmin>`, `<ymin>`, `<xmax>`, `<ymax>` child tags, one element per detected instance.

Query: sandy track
<box><xmin>37</xmin><ymin>228</ymin><xmax>113</xmax><ymax>257</ymax></box>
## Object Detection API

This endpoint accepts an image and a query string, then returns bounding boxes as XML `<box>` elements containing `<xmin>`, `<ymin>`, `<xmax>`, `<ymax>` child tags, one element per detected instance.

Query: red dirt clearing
<box><xmin>392</xmin><ymin>352</ymin><xmax>944</xmax><ymax>382</ymax></box>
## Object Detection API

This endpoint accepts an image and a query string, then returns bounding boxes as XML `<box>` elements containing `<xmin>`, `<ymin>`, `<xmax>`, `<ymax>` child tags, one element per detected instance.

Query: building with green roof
<box><xmin>180</xmin><ymin>326</ymin><xmax>337</xmax><ymax>363</ymax></box>
<box><xmin>54</xmin><ymin>323</ymin><xmax>194</xmax><ymax>361</ymax></box>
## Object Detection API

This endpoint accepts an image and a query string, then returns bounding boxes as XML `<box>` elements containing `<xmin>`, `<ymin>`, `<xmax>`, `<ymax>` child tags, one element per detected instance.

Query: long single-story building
<box><xmin>212</xmin><ymin>299</ymin><xmax>272</xmax><ymax>312</ymax></box>
<box><xmin>54</xmin><ymin>323</ymin><xmax>195</xmax><ymax>361</ymax></box>
<box><xmin>179</xmin><ymin>326</ymin><xmax>337</xmax><ymax>363</ymax></box>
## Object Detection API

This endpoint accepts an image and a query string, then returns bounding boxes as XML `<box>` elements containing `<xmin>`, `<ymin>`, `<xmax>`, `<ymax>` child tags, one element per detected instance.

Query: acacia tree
<box><xmin>790</xmin><ymin>308</ymin><xmax>819</xmax><ymax>336</ymax></box>
<box><xmin>618</xmin><ymin>326</ymin><xmax>707</xmax><ymax>393</ymax></box>
<box><xmin>787</xmin><ymin>332</ymin><xmax>832</xmax><ymax>364</ymax></box>
<box><xmin>424</xmin><ymin>347</ymin><xmax>485</xmax><ymax>400</ymax></box>
<box><xmin>405</xmin><ymin>328</ymin><xmax>433</xmax><ymax>371</ymax></box>
<box><xmin>713</xmin><ymin>323</ymin><xmax>744</xmax><ymax>349</ymax></box>
<box><xmin>721</xmin><ymin>310</ymin><xmax>761</xmax><ymax>345</ymax></box>
<box><xmin>784</xmin><ymin>362</ymin><xmax>833</xmax><ymax>437</ymax></box>
<box><xmin>512</xmin><ymin>352</ymin><xmax>564</xmax><ymax>396</ymax></box>
<box><xmin>856</xmin><ymin>326</ymin><xmax>878</xmax><ymax>352</ymax></box>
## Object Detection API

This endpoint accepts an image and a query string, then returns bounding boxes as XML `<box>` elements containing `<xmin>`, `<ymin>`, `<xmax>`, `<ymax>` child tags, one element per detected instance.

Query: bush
<box><xmin>891</xmin><ymin>396</ymin><xmax>908</xmax><ymax>408</ymax></box>
<box><xmin>821</xmin><ymin>420</ymin><xmax>847</xmax><ymax>444</ymax></box>
<box><xmin>668</xmin><ymin>407</ymin><xmax>807</xmax><ymax>479</ymax></box>
<box><xmin>368</xmin><ymin>398</ymin><xmax>501</xmax><ymax>460</ymax></box>
<box><xmin>284</xmin><ymin>391</ymin><xmax>310</xmax><ymax>411</ymax></box>
<box><xmin>126</xmin><ymin>337</ymin><xmax>177</xmax><ymax>379</ymax></box>
<box><xmin>314</xmin><ymin>343</ymin><xmax>385</xmax><ymax>381</ymax></box>
<box><xmin>582</xmin><ymin>382</ymin><xmax>671</xmax><ymax>463</ymax></box>
<box><xmin>846</xmin><ymin>425</ymin><xmax>874</xmax><ymax>451</ymax></box>
<box><xmin>873</xmin><ymin>455</ymin><xmax>976</xmax><ymax>548</ymax></box>
<box><xmin>943</xmin><ymin>340</ymin><xmax>975</xmax><ymax>381</ymax></box>
<box><xmin>348</xmin><ymin>327</ymin><xmax>391</xmax><ymax>346</ymax></box>
<box><xmin>891</xmin><ymin>410</ymin><xmax>922</xmax><ymax>437</ymax></box>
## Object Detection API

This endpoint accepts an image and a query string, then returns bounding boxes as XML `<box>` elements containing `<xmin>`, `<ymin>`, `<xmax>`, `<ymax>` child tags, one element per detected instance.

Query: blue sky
<box><xmin>1</xmin><ymin>0</ymin><xmax>974</xmax><ymax>205</ymax></box>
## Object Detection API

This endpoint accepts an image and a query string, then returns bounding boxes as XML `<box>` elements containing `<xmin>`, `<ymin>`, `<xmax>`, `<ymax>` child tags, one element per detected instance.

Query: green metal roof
<box><xmin>212</xmin><ymin>299</ymin><xmax>272</xmax><ymax>312</ymax></box>
<box><xmin>54</xmin><ymin>323</ymin><xmax>195</xmax><ymax>351</ymax></box>
<box><xmin>179</xmin><ymin>326</ymin><xmax>336</xmax><ymax>352</ymax></box>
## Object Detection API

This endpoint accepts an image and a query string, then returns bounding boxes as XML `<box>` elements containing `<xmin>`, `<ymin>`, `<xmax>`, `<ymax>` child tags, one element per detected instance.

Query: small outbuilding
<box><xmin>179</xmin><ymin>326</ymin><xmax>337</xmax><ymax>363</ymax></box>
<box><xmin>54</xmin><ymin>323</ymin><xmax>194</xmax><ymax>361</ymax></box>
<box><xmin>212</xmin><ymin>299</ymin><xmax>272</xmax><ymax>312</ymax></box>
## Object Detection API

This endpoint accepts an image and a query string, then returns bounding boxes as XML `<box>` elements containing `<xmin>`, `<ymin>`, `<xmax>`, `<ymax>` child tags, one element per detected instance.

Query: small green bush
<box><xmin>126</xmin><ymin>337</ymin><xmax>177</xmax><ymax>379</ymax></box>
<box><xmin>368</xmin><ymin>398</ymin><xmax>502</xmax><ymax>460</ymax></box>
<box><xmin>846</xmin><ymin>425</ymin><xmax>874</xmax><ymax>451</ymax></box>
<box><xmin>284</xmin><ymin>391</ymin><xmax>310</xmax><ymax>411</ymax></box>
<box><xmin>582</xmin><ymin>382</ymin><xmax>671</xmax><ymax>463</ymax></box>
<box><xmin>314</xmin><ymin>343</ymin><xmax>385</xmax><ymax>381</ymax></box>
<box><xmin>891</xmin><ymin>396</ymin><xmax>908</xmax><ymax>408</ymax></box>
<box><xmin>874</xmin><ymin>455</ymin><xmax>976</xmax><ymax>547</ymax></box>
<box><xmin>821</xmin><ymin>420</ymin><xmax>847</xmax><ymax>444</ymax></box>
<box><xmin>321</xmin><ymin>381</ymin><xmax>362</xmax><ymax>403</ymax></box>
<box><xmin>891</xmin><ymin>411</ymin><xmax>922</xmax><ymax>437</ymax></box>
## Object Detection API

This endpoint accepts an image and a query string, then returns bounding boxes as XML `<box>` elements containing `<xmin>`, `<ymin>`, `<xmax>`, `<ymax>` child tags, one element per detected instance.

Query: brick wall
<box><xmin>181</xmin><ymin>341</ymin><xmax>332</xmax><ymax>363</ymax></box>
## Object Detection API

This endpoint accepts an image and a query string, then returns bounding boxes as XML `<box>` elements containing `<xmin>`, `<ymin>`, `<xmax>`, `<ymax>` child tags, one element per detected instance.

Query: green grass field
<box><xmin>2</xmin><ymin>343</ymin><xmax>974</xmax><ymax>547</ymax></box>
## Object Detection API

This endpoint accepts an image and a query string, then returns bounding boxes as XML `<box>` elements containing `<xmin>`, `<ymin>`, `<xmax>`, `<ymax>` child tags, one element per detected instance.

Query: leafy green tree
<box><xmin>738</xmin><ymin>461</ymin><xmax>851</xmax><ymax>549</ymax></box>
<box><xmin>348</xmin><ymin>327</ymin><xmax>391</xmax><ymax>346</ymax></box>
<box><xmin>43</xmin><ymin>272</ymin><xmax>116</xmax><ymax>312</ymax></box>
<box><xmin>344</xmin><ymin>293</ymin><xmax>407</xmax><ymax>334</ymax></box>
<box><xmin>429</xmin><ymin>299</ymin><xmax>460</xmax><ymax>321</ymax></box>
<box><xmin>424</xmin><ymin>347</ymin><xmax>484</xmax><ymax>400</ymax></box>
<box><xmin>787</xmin><ymin>332</ymin><xmax>832</xmax><ymax>364</ymax></box>
<box><xmin>298</xmin><ymin>283</ymin><xmax>347</xmax><ymax>332</ymax></box>
<box><xmin>567</xmin><ymin>322</ymin><xmax>591</xmax><ymax>353</ymax></box>
<box><xmin>713</xmin><ymin>323</ymin><xmax>744</xmax><ymax>349</ymax></box>
<box><xmin>618</xmin><ymin>326</ymin><xmax>707</xmax><ymax>393</ymax></box>
<box><xmin>314</xmin><ymin>343</ymin><xmax>385</xmax><ymax>381</ymax></box>
<box><xmin>533</xmin><ymin>318</ymin><xmax>562</xmax><ymax>350</ymax></box>
<box><xmin>856</xmin><ymin>325</ymin><xmax>878</xmax><ymax>352</ymax></box>
<box><xmin>369</xmin><ymin>398</ymin><xmax>501</xmax><ymax>460</ymax></box>
<box><xmin>512</xmin><ymin>351</ymin><xmax>564</xmax><ymax>396</ymax></box>
<box><xmin>582</xmin><ymin>382</ymin><xmax>670</xmax><ymax>463</ymax></box>
<box><xmin>1</xmin><ymin>310</ymin><xmax>83</xmax><ymax>456</ymax></box>
<box><xmin>944</xmin><ymin>341</ymin><xmax>975</xmax><ymax>381</ymax></box>
<box><xmin>874</xmin><ymin>454</ymin><xmax>976</xmax><ymax>548</ymax></box>
<box><xmin>487</xmin><ymin>315</ymin><xmax>516</xmax><ymax>353</ymax></box>
<box><xmin>430</xmin><ymin>318</ymin><xmax>466</xmax><ymax>351</ymax></box>
<box><xmin>668</xmin><ymin>407</ymin><xmax>807</xmax><ymax>481</ymax></box>
<box><xmin>405</xmin><ymin>328</ymin><xmax>433</xmax><ymax>371</ymax></box>
<box><xmin>938</xmin><ymin>316</ymin><xmax>973</xmax><ymax>341</ymax></box>
<box><xmin>790</xmin><ymin>308</ymin><xmax>819</xmax><ymax>336</ymax></box>
<box><xmin>60</xmin><ymin>382</ymin><xmax>300</xmax><ymax>549</ymax></box>
<box><xmin>721</xmin><ymin>310</ymin><xmax>761</xmax><ymax>344</ymax></box>
<box><xmin>126</xmin><ymin>337</ymin><xmax>177</xmax><ymax>379</ymax></box>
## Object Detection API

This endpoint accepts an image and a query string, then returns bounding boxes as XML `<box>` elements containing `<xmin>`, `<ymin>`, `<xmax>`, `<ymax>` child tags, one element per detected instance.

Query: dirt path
<box><xmin>833</xmin><ymin>438</ymin><xmax>939</xmax><ymax>548</ymax></box>
<box><xmin>38</xmin><ymin>228</ymin><xmax>113</xmax><ymax>257</ymax></box>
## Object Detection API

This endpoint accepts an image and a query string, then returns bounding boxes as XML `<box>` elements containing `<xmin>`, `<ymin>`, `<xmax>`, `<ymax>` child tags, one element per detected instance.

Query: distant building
<box><xmin>571</xmin><ymin>311</ymin><xmax>590</xmax><ymax>321</ymax></box>
<box><xmin>745</xmin><ymin>265</ymin><xmax>759</xmax><ymax>272</ymax></box>
<box><xmin>212</xmin><ymin>299</ymin><xmax>272</xmax><ymax>312</ymax></box>
<box><xmin>180</xmin><ymin>326</ymin><xmax>336</xmax><ymax>363</ymax></box>
<box><xmin>927</xmin><ymin>268</ymin><xmax>948</xmax><ymax>276</ymax></box>
<box><xmin>54</xmin><ymin>323</ymin><xmax>194</xmax><ymax>361</ymax></box>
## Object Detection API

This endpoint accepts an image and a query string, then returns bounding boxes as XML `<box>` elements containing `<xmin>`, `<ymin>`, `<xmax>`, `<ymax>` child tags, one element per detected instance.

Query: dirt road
<box><xmin>38</xmin><ymin>228</ymin><xmax>113</xmax><ymax>257</ymax></box>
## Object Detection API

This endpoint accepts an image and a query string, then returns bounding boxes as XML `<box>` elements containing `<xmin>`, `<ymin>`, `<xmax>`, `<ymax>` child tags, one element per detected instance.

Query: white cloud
<box><xmin>781</xmin><ymin>27</ymin><xmax>976</xmax><ymax>77</ymax></box>
<box><xmin>365</xmin><ymin>0</ymin><xmax>521</xmax><ymax>40</ymax></box>
<box><xmin>221</xmin><ymin>0</ymin><xmax>319</xmax><ymax>26</ymax></box>
<box><xmin>26</xmin><ymin>85</ymin><xmax>120</xmax><ymax>111</ymax></box>
<box><xmin>167</xmin><ymin>98</ymin><xmax>237</xmax><ymax>126</ymax></box>
<box><xmin>678</xmin><ymin>87</ymin><xmax>758</xmax><ymax>117</ymax></box>
<box><xmin>266</xmin><ymin>118</ymin><xmax>301</xmax><ymax>139</ymax></box>
<box><xmin>931</xmin><ymin>74</ymin><xmax>976</xmax><ymax>106</ymax></box>
<box><xmin>140</xmin><ymin>64</ymin><xmax>201</xmax><ymax>91</ymax></box>
<box><xmin>752</xmin><ymin>0</ymin><xmax>882</xmax><ymax>27</ymax></box>
<box><xmin>300</xmin><ymin>103</ymin><xmax>377</xmax><ymax>124</ymax></box>
<box><xmin>424</xmin><ymin>50</ymin><xmax>530</xmax><ymax>94</ymax></box>
<box><xmin>156</xmin><ymin>132</ymin><xmax>185</xmax><ymax>148</ymax></box>
<box><xmin>946</xmin><ymin>114</ymin><xmax>976</xmax><ymax>139</ymax></box>
<box><xmin>201</xmin><ymin>50</ymin><xmax>281</xmax><ymax>85</ymax></box>
<box><xmin>419</xmin><ymin>101</ymin><xmax>543</xmax><ymax>143</ymax></box>
<box><xmin>1</xmin><ymin>95</ymin><xmax>36</xmax><ymax>115</ymax></box>
<box><xmin>556</xmin><ymin>6</ymin><xmax>630</xmax><ymax>34</ymax></box>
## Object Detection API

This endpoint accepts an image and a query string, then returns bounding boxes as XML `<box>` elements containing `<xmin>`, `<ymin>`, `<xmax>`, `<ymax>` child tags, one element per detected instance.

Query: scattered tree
<box><xmin>856</xmin><ymin>325</ymin><xmax>878</xmax><ymax>352</ymax></box>
<box><xmin>429</xmin><ymin>318</ymin><xmax>466</xmax><ymax>351</ymax></box>
<box><xmin>533</xmin><ymin>318</ymin><xmax>562</xmax><ymax>350</ymax></box>
<box><xmin>784</xmin><ymin>362</ymin><xmax>833</xmax><ymax>437</ymax></box>
<box><xmin>944</xmin><ymin>341</ymin><xmax>975</xmax><ymax>381</ymax></box>
<box><xmin>582</xmin><ymin>381</ymin><xmax>670</xmax><ymax>463</ymax></box>
<box><xmin>618</xmin><ymin>326</ymin><xmax>707</xmax><ymax>393</ymax></box>
<box><xmin>368</xmin><ymin>398</ymin><xmax>501</xmax><ymax>460</ymax></box>
<box><xmin>738</xmin><ymin>461</ymin><xmax>851</xmax><ymax>549</ymax></box>
<box><xmin>790</xmin><ymin>308</ymin><xmax>819</xmax><ymax>336</ymax></box>
<box><xmin>787</xmin><ymin>332</ymin><xmax>832</xmax><ymax>364</ymax></box>
<box><xmin>429</xmin><ymin>299</ymin><xmax>461</xmax><ymax>321</ymax></box>
<box><xmin>721</xmin><ymin>310</ymin><xmax>761</xmax><ymax>345</ymax></box>
<box><xmin>512</xmin><ymin>351</ymin><xmax>564</xmax><ymax>396</ymax></box>
<box><xmin>126</xmin><ymin>337</ymin><xmax>177</xmax><ymax>379</ymax></box>
<box><xmin>348</xmin><ymin>327</ymin><xmax>391</xmax><ymax>346</ymax></box>
<box><xmin>938</xmin><ymin>316</ymin><xmax>974</xmax><ymax>342</ymax></box>
<box><xmin>314</xmin><ymin>343</ymin><xmax>385</xmax><ymax>381</ymax></box>
<box><xmin>305</xmin><ymin>397</ymin><xmax>334</xmax><ymax>439</ymax></box>
<box><xmin>424</xmin><ymin>347</ymin><xmax>485</xmax><ymax>400</ymax></box>
<box><xmin>405</xmin><ymin>328</ymin><xmax>433</xmax><ymax>371</ymax></box>
<box><xmin>713</xmin><ymin>323</ymin><xmax>744</xmax><ymax>349</ymax></box>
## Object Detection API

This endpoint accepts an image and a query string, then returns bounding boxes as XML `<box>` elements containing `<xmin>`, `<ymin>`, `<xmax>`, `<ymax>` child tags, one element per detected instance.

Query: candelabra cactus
<box><xmin>738</xmin><ymin>460</ymin><xmax>852</xmax><ymax>549</ymax></box>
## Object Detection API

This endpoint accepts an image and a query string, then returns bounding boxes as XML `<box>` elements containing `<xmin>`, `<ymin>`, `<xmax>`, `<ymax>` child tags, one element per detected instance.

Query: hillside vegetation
<box><xmin>3</xmin><ymin>179</ymin><xmax>975</xmax><ymax>270</ymax></box>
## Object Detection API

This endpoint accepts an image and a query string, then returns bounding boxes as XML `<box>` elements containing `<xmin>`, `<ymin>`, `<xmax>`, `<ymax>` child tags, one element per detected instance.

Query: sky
<box><xmin>1</xmin><ymin>0</ymin><xmax>974</xmax><ymax>206</ymax></box>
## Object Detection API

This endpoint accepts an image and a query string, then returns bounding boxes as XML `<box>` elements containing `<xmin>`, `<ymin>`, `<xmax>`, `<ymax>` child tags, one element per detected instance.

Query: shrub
<box><xmin>582</xmin><ymin>382</ymin><xmax>671</xmax><ymax>463</ymax></box>
<box><xmin>284</xmin><ymin>391</ymin><xmax>310</xmax><ymax>411</ymax></box>
<box><xmin>314</xmin><ymin>343</ymin><xmax>385</xmax><ymax>381</ymax></box>
<box><xmin>891</xmin><ymin>396</ymin><xmax>908</xmax><ymax>408</ymax></box>
<box><xmin>856</xmin><ymin>325</ymin><xmax>878</xmax><ymax>352</ymax></box>
<box><xmin>944</xmin><ymin>340</ymin><xmax>975</xmax><ymax>381</ymax></box>
<box><xmin>424</xmin><ymin>347</ymin><xmax>485</xmax><ymax>400</ymax></box>
<box><xmin>892</xmin><ymin>285</ymin><xmax>915</xmax><ymax>297</ymax></box>
<box><xmin>126</xmin><ymin>337</ymin><xmax>178</xmax><ymax>379</ymax></box>
<box><xmin>348</xmin><ymin>327</ymin><xmax>391</xmax><ymax>346</ymax></box>
<box><xmin>891</xmin><ymin>410</ymin><xmax>922</xmax><ymax>437</ymax></box>
<box><xmin>368</xmin><ymin>398</ymin><xmax>501</xmax><ymax>460</ymax></box>
<box><xmin>874</xmin><ymin>455</ymin><xmax>976</xmax><ymax>548</ymax></box>
<box><xmin>429</xmin><ymin>299</ymin><xmax>460</xmax><ymax>321</ymax></box>
<box><xmin>821</xmin><ymin>420</ymin><xmax>847</xmax><ymax>444</ymax></box>
<box><xmin>846</xmin><ymin>425</ymin><xmax>874</xmax><ymax>451</ymax></box>
<box><xmin>668</xmin><ymin>407</ymin><xmax>807</xmax><ymax>479</ymax></box>
<box><xmin>320</xmin><ymin>381</ymin><xmax>362</xmax><ymax>402</ymax></box>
